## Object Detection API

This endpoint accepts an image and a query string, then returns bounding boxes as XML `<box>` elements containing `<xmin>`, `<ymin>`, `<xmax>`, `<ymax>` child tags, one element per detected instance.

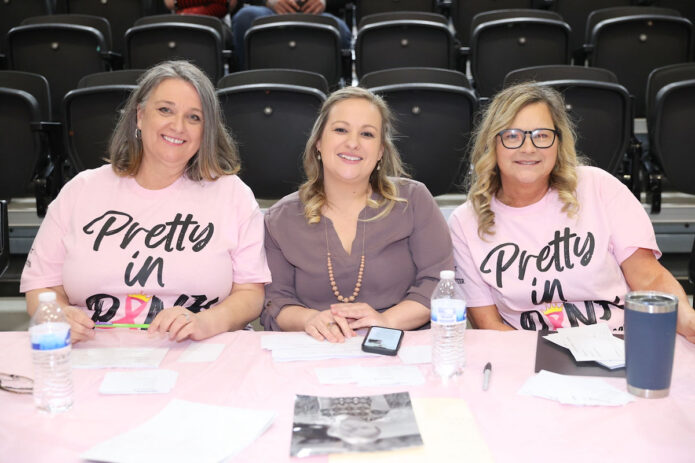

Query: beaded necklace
<box><xmin>324</xmin><ymin>209</ymin><xmax>366</xmax><ymax>303</ymax></box>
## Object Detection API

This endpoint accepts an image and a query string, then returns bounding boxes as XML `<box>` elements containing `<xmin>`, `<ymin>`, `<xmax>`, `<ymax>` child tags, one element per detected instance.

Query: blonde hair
<box><xmin>467</xmin><ymin>83</ymin><xmax>583</xmax><ymax>239</ymax></box>
<box><xmin>299</xmin><ymin>87</ymin><xmax>407</xmax><ymax>224</ymax></box>
<box><xmin>109</xmin><ymin>60</ymin><xmax>240</xmax><ymax>181</ymax></box>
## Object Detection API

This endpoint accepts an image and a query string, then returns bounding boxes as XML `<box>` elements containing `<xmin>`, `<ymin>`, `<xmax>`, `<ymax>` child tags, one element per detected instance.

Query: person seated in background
<box><xmin>449</xmin><ymin>82</ymin><xmax>695</xmax><ymax>343</ymax></box>
<box><xmin>20</xmin><ymin>61</ymin><xmax>270</xmax><ymax>343</ymax></box>
<box><xmin>231</xmin><ymin>0</ymin><xmax>352</xmax><ymax>69</ymax></box>
<box><xmin>164</xmin><ymin>0</ymin><xmax>236</xmax><ymax>18</ymax></box>
<box><xmin>261</xmin><ymin>86</ymin><xmax>453</xmax><ymax>342</ymax></box>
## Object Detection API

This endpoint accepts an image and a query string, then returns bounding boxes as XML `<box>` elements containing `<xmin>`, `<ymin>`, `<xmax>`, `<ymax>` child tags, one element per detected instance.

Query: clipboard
<box><xmin>534</xmin><ymin>331</ymin><xmax>626</xmax><ymax>378</ymax></box>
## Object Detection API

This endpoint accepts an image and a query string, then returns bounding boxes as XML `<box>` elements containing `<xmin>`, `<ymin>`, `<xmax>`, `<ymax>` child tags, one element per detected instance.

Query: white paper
<box><xmin>72</xmin><ymin>347</ymin><xmax>169</xmax><ymax>369</ymax></box>
<box><xmin>518</xmin><ymin>370</ymin><xmax>635</xmax><ymax>406</ymax></box>
<box><xmin>544</xmin><ymin>324</ymin><xmax>625</xmax><ymax>368</ymax></box>
<box><xmin>398</xmin><ymin>345</ymin><xmax>432</xmax><ymax>364</ymax></box>
<box><xmin>99</xmin><ymin>370</ymin><xmax>178</xmax><ymax>395</ymax></box>
<box><xmin>262</xmin><ymin>333</ymin><xmax>379</xmax><ymax>362</ymax></box>
<box><xmin>81</xmin><ymin>399</ymin><xmax>275</xmax><ymax>463</ymax></box>
<box><xmin>177</xmin><ymin>343</ymin><xmax>225</xmax><ymax>363</ymax></box>
<box><xmin>314</xmin><ymin>365</ymin><xmax>425</xmax><ymax>386</ymax></box>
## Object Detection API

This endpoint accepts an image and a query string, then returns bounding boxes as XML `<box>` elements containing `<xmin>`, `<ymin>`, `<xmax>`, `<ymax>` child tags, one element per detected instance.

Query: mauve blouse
<box><xmin>261</xmin><ymin>178</ymin><xmax>454</xmax><ymax>330</ymax></box>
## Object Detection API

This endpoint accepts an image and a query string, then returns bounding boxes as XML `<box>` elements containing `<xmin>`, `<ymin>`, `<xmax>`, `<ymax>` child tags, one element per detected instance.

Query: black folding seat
<box><xmin>504</xmin><ymin>65</ymin><xmax>632</xmax><ymax>177</ymax></box>
<box><xmin>354</xmin><ymin>0</ymin><xmax>438</xmax><ymax>26</ymax></box>
<box><xmin>62</xmin><ymin>70</ymin><xmax>142</xmax><ymax>173</ymax></box>
<box><xmin>548</xmin><ymin>0</ymin><xmax>632</xmax><ymax>62</ymax></box>
<box><xmin>653</xmin><ymin>0</ymin><xmax>695</xmax><ymax>29</ymax></box>
<box><xmin>0</xmin><ymin>71</ymin><xmax>56</xmax><ymax>215</ymax></box>
<box><xmin>245</xmin><ymin>14</ymin><xmax>346</xmax><ymax>89</ymax></box>
<box><xmin>583</xmin><ymin>6</ymin><xmax>693</xmax><ymax>117</ymax></box>
<box><xmin>645</xmin><ymin>63</ymin><xmax>695</xmax><ymax>211</ymax></box>
<box><xmin>125</xmin><ymin>14</ymin><xmax>230</xmax><ymax>83</ymax></box>
<box><xmin>7</xmin><ymin>14</ymin><xmax>117</xmax><ymax>121</ymax></box>
<box><xmin>0</xmin><ymin>0</ymin><xmax>53</xmax><ymax>68</ymax></box>
<box><xmin>60</xmin><ymin>0</ymin><xmax>149</xmax><ymax>55</ymax></box>
<box><xmin>216</xmin><ymin>69</ymin><xmax>328</xmax><ymax>199</ymax></box>
<box><xmin>451</xmin><ymin>0</ymin><xmax>535</xmax><ymax>46</ymax></box>
<box><xmin>469</xmin><ymin>9</ymin><xmax>570</xmax><ymax>98</ymax></box>
<box><xmin>0</xmin><ymin>200</ymin><xmax>8</xmax><ymax>278</ymax></box>
<box><xmin>355</xmin><ymin>12</ymin><xmax>456</xmax><ymax>80</ymax></box>
<box><xmin>361</xmin><ymin>67</ymin><xmax>478</xmax><ymax>196</ymax></box>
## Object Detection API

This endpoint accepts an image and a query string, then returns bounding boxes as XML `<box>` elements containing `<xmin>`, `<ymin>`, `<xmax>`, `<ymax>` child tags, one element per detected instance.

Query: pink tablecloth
<box><xmin>1</xmin><ymin>329</ymin><xmax>694</xmax><ymax>462</ymax></box>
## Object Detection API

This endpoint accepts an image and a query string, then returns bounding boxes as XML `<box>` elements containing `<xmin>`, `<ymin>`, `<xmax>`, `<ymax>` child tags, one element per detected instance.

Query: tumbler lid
<box><xmin>625</xmin><ymin>291</ymin><xmax>678</xmax><ymax>313</ymax></box>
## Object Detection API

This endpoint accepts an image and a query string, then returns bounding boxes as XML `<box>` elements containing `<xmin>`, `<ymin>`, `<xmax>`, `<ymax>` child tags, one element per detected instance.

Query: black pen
<box><xmin>482</xmin><ymin>362</ymin><xmax>492</xmax><ymax>391</ymax></box>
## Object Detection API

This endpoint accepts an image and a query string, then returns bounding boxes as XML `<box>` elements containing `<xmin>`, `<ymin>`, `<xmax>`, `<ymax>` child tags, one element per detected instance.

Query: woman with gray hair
<box><xmin>21</xmin><ymin>61</ymin><xmax>270</xmax><ymax>343</ymax></box>
<box><xmin>261</xmin><ymin>86</ymin><xmax>453</xmax><ymax>342</ymax></box>
<box><xmin>449</xmin><ymin>82</ymin><xmax>695</xmax><ymax>342</ymax></box>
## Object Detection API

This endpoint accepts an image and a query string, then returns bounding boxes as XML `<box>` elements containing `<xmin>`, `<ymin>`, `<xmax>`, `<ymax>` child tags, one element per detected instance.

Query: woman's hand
<box><xmin>300</xmin><ymin>0</ymin><xmax>326</xmax><ymax>14</ymax></box>
<box><xmin>330</xmin><ymin>302</ymin><xmax>386</xmax><ymax>330</ymax></box>
<box><xmin>677</xmin><ymin>310</ymin><xmax>695</xmax><ymax>343</ymax></box>
<box><xmin>64</xmin><ymin>306</ymin><xmax>95</xmax><ymax>343</ymax></box>
<box><xmin>148</xmin><ymin>306</ymin><xmax>201</xmax><ymax>342</ymax></box>
<box><xmin>304</xmin><ymin>309</ymin><xmax>354</xmax><ymax>343</ymax></box>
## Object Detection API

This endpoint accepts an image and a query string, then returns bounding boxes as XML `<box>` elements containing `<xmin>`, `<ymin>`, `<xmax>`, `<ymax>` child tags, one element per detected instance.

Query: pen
<box><xmin>95</xmin><ymin>323</ymin><xmax>150</xmax><ymax>329</ymax></box>
<box><xmin>482</xmin><ymin>362</ymin><xmax>492</xmax><ymax>391</ymax></box>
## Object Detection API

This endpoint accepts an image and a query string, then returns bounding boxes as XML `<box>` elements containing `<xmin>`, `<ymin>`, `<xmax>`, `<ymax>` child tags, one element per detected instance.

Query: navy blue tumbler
<box><xmin>624</xmin><ymin>291</ymin><xmax>678</xmax><ymax>398</ymax></box>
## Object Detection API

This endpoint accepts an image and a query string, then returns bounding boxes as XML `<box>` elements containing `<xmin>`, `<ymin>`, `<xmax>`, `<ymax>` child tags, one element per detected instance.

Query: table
<box><xmin>1</xmin><ymin>329</ymin><xmax>694</xmax><ymax>462</ymax></box>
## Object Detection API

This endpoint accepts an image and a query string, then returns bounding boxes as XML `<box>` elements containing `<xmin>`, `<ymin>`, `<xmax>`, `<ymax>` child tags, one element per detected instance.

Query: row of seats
<box><xmin>2</xmin><ymin>64</ymin><xmax>694</xmax><ymax>207</ymax></box>
<box><xmin>2</xmin><ymin>7</ymin><xmax>693</xmax><ymax>118</ymax></box>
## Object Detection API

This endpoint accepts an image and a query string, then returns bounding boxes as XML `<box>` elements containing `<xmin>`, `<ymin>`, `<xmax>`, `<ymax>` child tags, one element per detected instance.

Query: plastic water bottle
<box><xmin>431</xmin><ymin>270</ymin><xmax>466</xmax><ymax>380</ymax></box>
<box><xmin>29</xmin><ymin>292</ymin><xmax>73</xmax><ymax>413</ymax></box>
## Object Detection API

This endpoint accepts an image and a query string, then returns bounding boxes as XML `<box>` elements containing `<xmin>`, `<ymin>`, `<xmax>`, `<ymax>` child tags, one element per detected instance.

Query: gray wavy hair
<box><xmin>109</xmin><ymin>60</ymin><xmax>239</xmax><ymax>180</ymax></box>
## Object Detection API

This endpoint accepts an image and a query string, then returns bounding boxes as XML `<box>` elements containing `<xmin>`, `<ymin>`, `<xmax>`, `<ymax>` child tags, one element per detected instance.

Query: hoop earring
<box><xmin>135</xmin><ymin>128</ymin><xmax>142</xmax><ymax>140</ymax></box>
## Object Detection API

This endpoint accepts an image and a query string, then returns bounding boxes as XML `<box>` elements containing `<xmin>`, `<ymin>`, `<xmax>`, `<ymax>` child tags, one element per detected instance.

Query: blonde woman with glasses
<box><xmin>449</xmin><ymin>83</ymin><xmax>695</xmax><ymax>342</ymax></box>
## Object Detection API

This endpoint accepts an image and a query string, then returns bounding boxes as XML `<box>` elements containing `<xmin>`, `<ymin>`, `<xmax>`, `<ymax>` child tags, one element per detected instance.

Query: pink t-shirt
<box><xmin>21</xmin><ymin>165</ymin><xmax>271</xmax><ymax>324</ymax></box>
<box><xmin>449</xmin><ymin>166</ymin><xmax>660</xmax><ymax>332</ymax></box>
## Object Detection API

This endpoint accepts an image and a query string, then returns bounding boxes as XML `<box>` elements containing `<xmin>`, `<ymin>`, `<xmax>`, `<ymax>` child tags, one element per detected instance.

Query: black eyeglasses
<box><xmin>0</xmin><ymin>373</ymin><xmax>33</xmax><ymax>394</ymax></box>
<box><xmin>497</xmin><ymin>128</ymin><xmax>560</xmax><ymax>149</ymax></box>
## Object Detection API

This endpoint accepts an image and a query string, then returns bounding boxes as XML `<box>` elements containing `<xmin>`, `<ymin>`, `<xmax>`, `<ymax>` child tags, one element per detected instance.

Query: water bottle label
<box><xmin>431</xmin><ymin>299</ymin><xmax>466</xmax><ymax>324</ymax></box>
<box><xmin>30</xmin><ymin>322</ymin><xmax>71</xmax><ymax>350</ymax></box>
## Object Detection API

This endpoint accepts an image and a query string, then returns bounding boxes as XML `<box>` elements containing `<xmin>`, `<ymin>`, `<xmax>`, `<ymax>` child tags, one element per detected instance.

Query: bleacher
<box><xmin>1</xmin><ymin>0</ymin><xmax>694</xmax><ymax>329</ymax></box>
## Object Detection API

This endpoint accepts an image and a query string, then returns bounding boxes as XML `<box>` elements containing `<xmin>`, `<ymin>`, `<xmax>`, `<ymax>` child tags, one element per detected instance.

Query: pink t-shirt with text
<box><xmin>449</xmin><ymin>166</ymin><xmax>659</xmax><ymax>332</ymax></box>
<box><xmin>21</xmin><ymin>165</ymin><xmax>270</xmax><ymax>324</ymax></box>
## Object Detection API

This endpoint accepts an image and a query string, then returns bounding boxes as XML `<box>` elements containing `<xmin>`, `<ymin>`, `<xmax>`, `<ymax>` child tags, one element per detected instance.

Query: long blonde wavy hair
<box><xmin>467</xmin><ymin>83</ymin><xmax>583</xmax><ymax>239</ymax></box>
<box><xmin>299</xmin><ymin>87</ymin><xmax>407</xmax><ymax>224</ymax></box>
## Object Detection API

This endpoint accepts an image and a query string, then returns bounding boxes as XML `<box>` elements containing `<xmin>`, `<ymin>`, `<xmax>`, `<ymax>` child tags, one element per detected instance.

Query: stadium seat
<box><xmin>0</xmin><ymin>200</ymin><xmax>8</xmax><ymax>278</ymax></box>
<box><xmin>583</xmin><ymin>6</ymin><xmax>693</xmax><ymax>117</ymax></box>
<box><xmin>451</xmin><ymin>0</ymin><xmax>536</xmax><ymax>46</ymax></box>
<box><xmin>62</xmin><ymin>70</ymin><xmax>141</xmax><ymax>173</ymax></box>
<box><xmin>217</xmin><ymin>69</ymin><xmax>328</xmax><ymax>198</ymax></box>
<box><xmin>361</xmin><ymin>67</ymin><xmax>478</xmax><ymax>196</ymax></box>
<box><xmin>245</xmin><ymin>14</ymin><xmax>346</xmax><ymax>89</ymax></box>
<box><xmin>7</xmin><ymin>14</ymin><xmax>117</xmax><ymax>120</ymax></box>
<box><xmin>354</xmin><ymin>0</ymin><xmax>437</xmax><ymax>26</ymax></box>
<box><xmin>469</xmin><ymin>9</ymin><xmax>570</xmax><ymax>98</ymax></box>
<box><xmin>355</xmin><ymin>12</ymin><xmax>457</xmax><ymax>80</ymax></box>
<box><xmin>646</xmin><ymin>63</ymin><xmax>695</xmax><ymax>211</ymax></box>
<box><xmin>0</xmin><ymin>0</ymin><xmax>53</xmax><ymax>68</ymax></box>
<box><xmin>125</xmin><ymin>14</ymin><xmax>229</xmax><ymax>83</ymax></box>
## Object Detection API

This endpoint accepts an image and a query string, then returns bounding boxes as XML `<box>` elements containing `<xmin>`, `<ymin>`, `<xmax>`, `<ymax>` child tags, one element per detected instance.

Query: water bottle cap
<box><xmin>439</xmin><ymin>270</ymin><xmax>455</xmax><ymax>280</ymax></box>
<box><xmin>38</xmin><ymin>292</ymin><xmax>57</xmax><ymax>303</ymax></box>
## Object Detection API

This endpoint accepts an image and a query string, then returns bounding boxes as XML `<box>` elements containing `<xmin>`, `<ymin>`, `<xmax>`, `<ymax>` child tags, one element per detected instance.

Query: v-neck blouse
<box><xmin>261</xmin><ymin>178</ymin><xmax>454</xmax><ymax>330</ymax></box>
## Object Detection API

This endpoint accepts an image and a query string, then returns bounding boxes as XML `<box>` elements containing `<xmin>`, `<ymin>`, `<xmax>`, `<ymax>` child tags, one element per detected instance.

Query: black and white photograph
<box><xmin>290</xmin><ymin>392</ymin><xmax>423</xmax><ymax>457</ymax></box>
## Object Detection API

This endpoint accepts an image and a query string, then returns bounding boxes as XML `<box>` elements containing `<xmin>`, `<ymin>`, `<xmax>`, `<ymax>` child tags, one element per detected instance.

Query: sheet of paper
<box><xmin>81</xmin><ymin>399</ymin><xmax>275</xmax><ymax>463</ymax></box>
<box><xmin>518</xmin><ymin>370</ymin><xmax>635</xmax><ymax>406</ymax></box>
<box><xmin>314</xmin><ymin>365</ymin><xmax>425</xmax><ymax>386</ymax></box>
<box><xmin>329</xmin><ymin>398</ymin><xmax>494</xmax><ymax>463</ymax></box>
<box><xmin>543</xmin><ymin>325</ymin><xmax>625</xmax><ymax>367</ymax></box>
<box><xmin>398</xmin><ymin>345</ymin><xmax>432</xmax><ymax>365</ymax></box>
<box><xmin>177</xmin><ymin>343</ymin><xmax>225</xmax><ymax>363</ymax></box>
<box><xmin>99</xmin><ymin>370</ymin><xmax>178</xmax><ymax>395</ymax></box>
<box><xmin>72</xmin><ymin>347</ymin><xmax>169</xmax><ymax>369</ymax></box>
<box><xmin>262</xmin><ymin>333</ymin><xmax>379</xmax><ymax>362</ymax></box>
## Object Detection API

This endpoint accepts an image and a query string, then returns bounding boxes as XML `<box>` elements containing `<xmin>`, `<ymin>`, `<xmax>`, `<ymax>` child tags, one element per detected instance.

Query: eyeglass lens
<box><xmin>0</xmin><ymin>373</ymin><xmax>34</xmax><ymax>394</ymax></box>
<box><xmin>499</xmin><ymin>129</ymin><xmax>556</xmax><ymax>149</ymax></box>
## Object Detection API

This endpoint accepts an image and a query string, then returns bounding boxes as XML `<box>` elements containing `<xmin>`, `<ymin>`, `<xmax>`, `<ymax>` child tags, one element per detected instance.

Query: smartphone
<box><xmin>361</xmin><ymin>326</ymin><xmax>404</xmax><ymax>356</ymax></box>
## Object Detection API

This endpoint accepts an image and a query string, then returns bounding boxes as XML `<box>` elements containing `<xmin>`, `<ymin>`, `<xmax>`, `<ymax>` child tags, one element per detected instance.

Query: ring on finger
<box><xmin>181</xmin><ymin>312</ymin><xmax>191</xmax><ymax>322</ymax></box>
<box><xmin>326</xmin><ymin>321</ymin><xmax>337</xmax><ymax>329</ymax></box>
